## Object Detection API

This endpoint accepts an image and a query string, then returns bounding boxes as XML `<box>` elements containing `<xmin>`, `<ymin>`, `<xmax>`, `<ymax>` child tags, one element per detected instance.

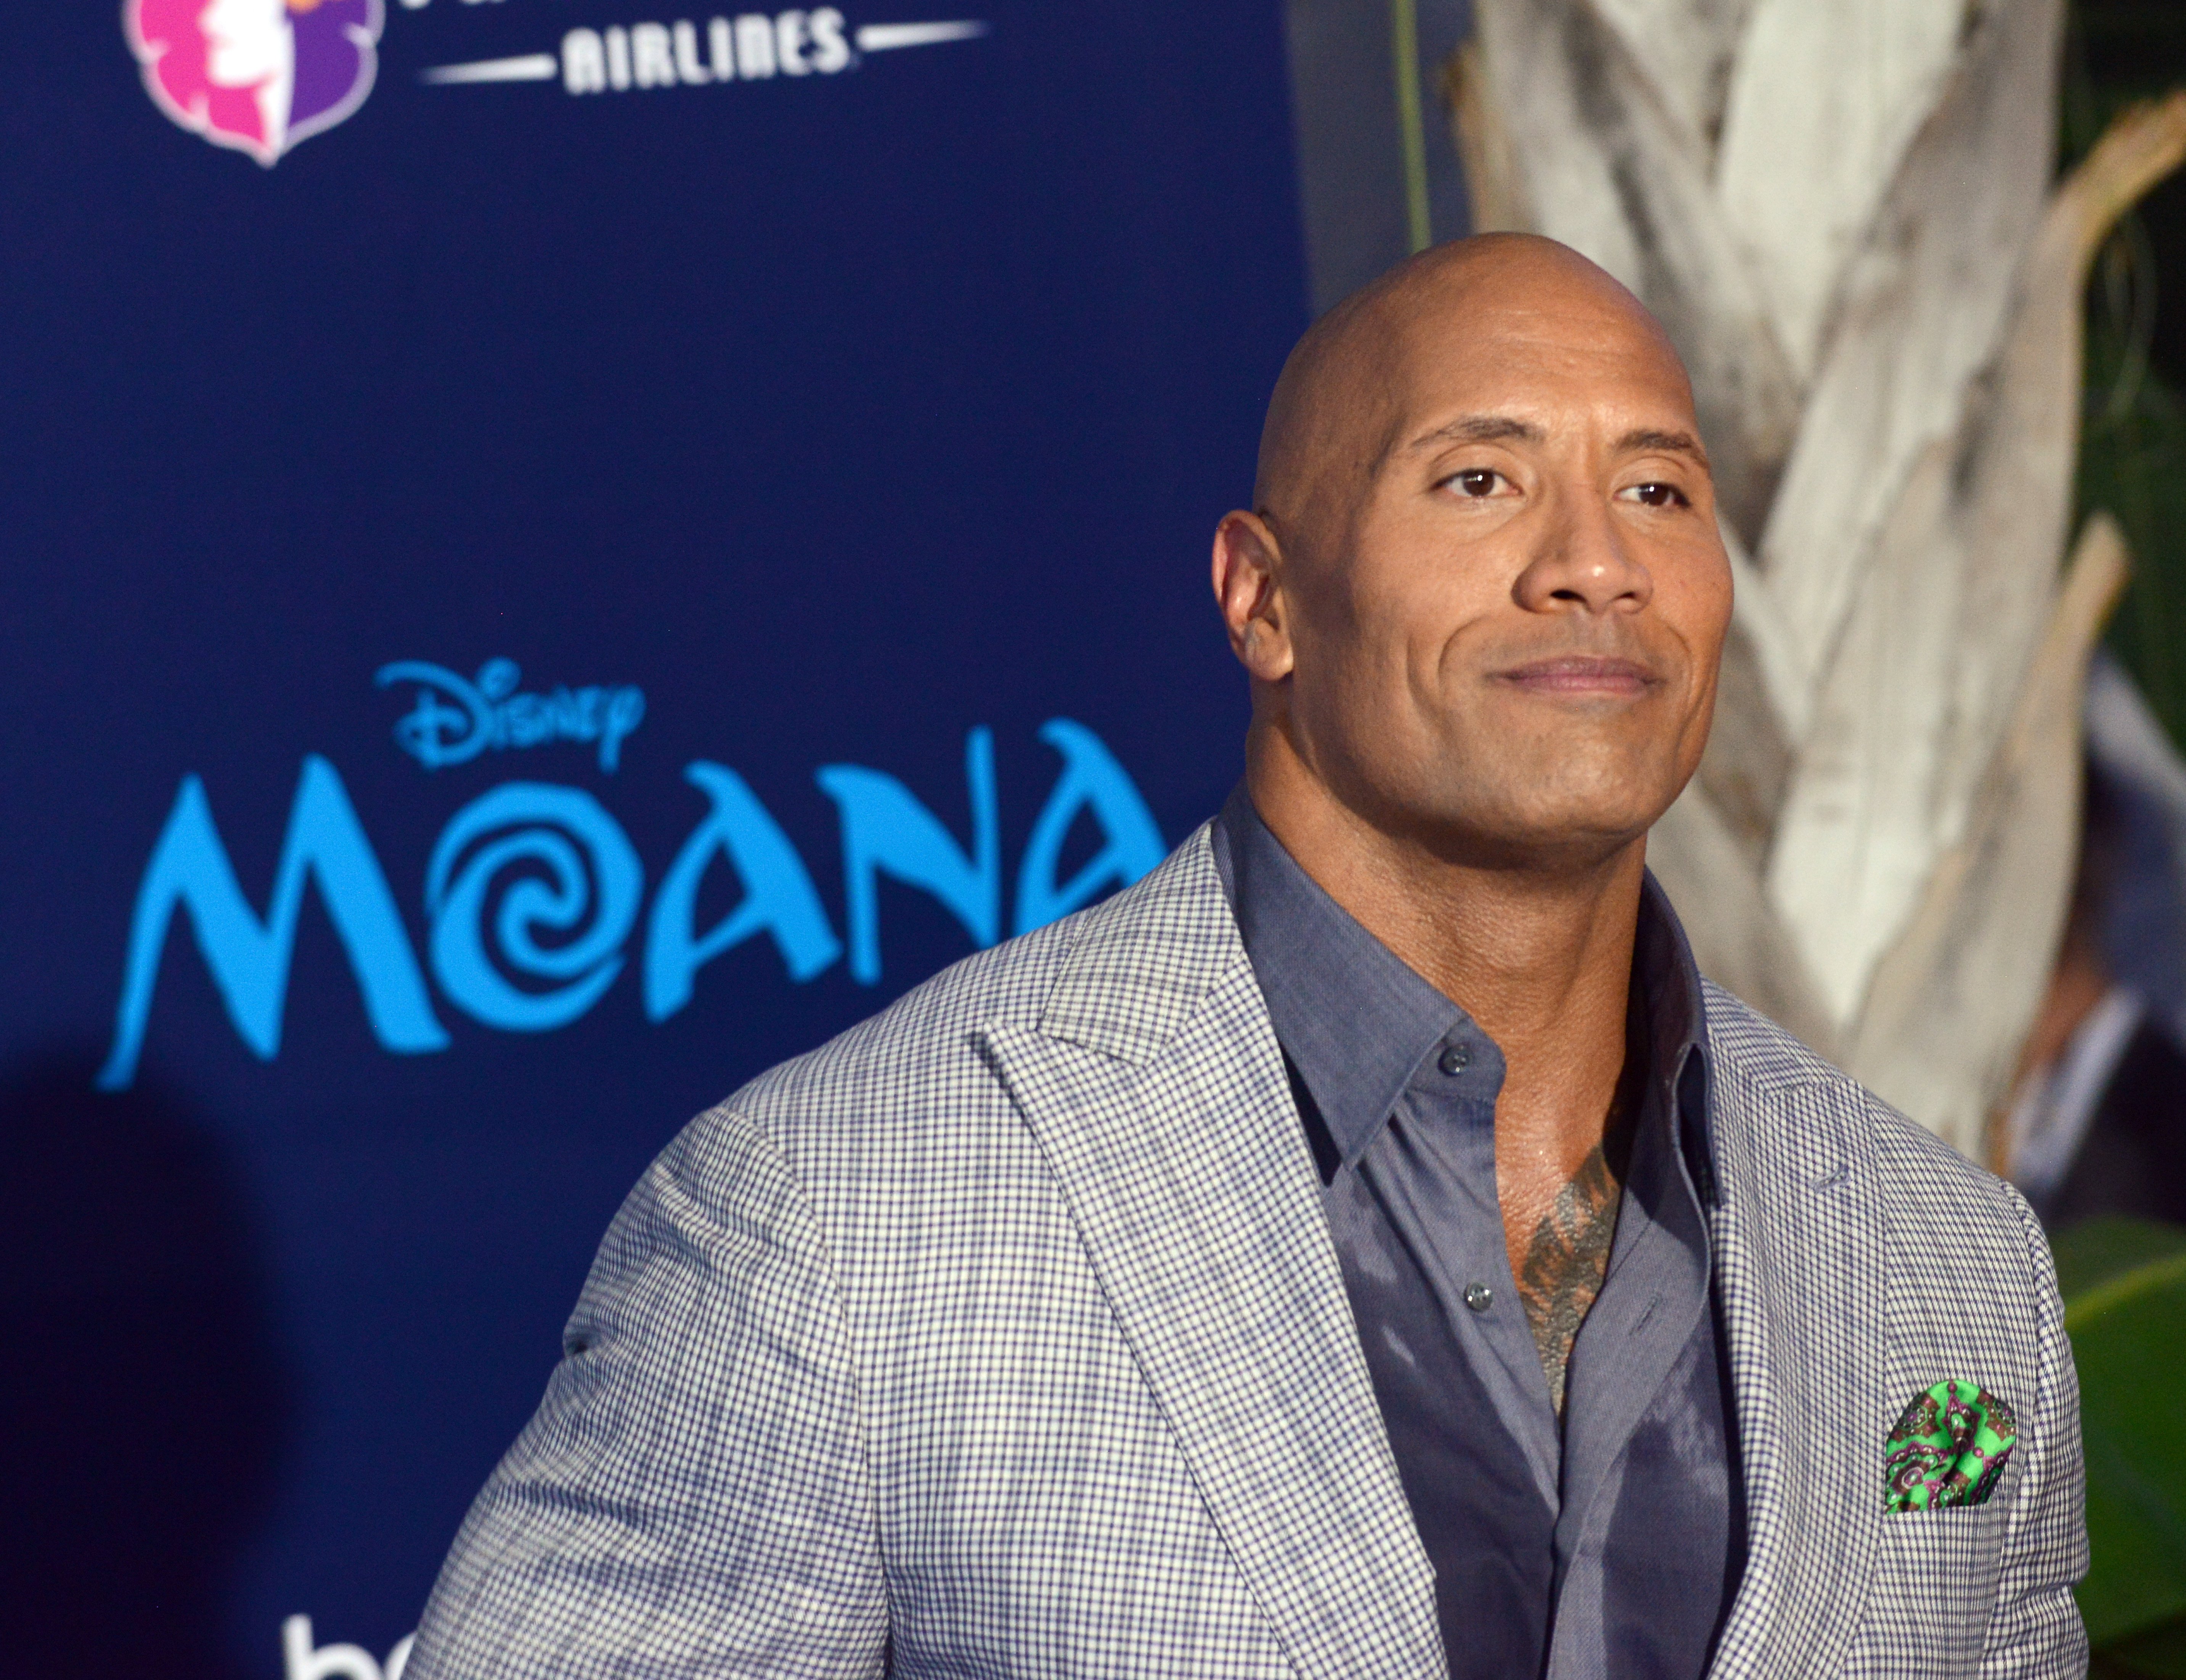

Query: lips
<box><xmin>1493</xmin><ymin>655</ymin><xmax>1658</xmax><ymax>696</ymax></box>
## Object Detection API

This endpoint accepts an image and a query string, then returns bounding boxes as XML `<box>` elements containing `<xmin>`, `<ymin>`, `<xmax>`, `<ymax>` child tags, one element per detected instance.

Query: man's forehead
<box><xmin>1379</xmin><ymin>300</ymin><xmax>1701</xmax><ymax>452</ymax></box>
<box><xmin>1385</xmin><ymin>240</ymin><xmax>1666</xmax><ymax>340</ymax></box>
<box><xmin>1254</xmin><ymin>235</ymin><xmax>1698</xmax><ymax>509</ymax></box>
<box><xmin>1391</xmin><ymin>282</ymin><xmax>1689</xmax><ymax>387</ymax></box>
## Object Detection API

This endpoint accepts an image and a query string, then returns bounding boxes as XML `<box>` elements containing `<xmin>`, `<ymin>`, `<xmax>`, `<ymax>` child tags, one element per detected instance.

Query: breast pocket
<box><xmin>1866</xmin><ymin>1499</ymin><xmax>2011</xmax><ymax>1672</ymax></box>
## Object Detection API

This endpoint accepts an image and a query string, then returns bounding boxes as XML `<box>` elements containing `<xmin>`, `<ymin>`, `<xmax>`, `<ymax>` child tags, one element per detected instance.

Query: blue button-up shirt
<box><xmin>1211</xmin><ymin>789</ymin><xmax>1743</xmax><ymax>1680</ymax></box>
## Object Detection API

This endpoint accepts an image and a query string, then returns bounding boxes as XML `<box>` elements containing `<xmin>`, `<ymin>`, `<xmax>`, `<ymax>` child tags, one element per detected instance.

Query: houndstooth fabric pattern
<box><xmin>405</xmin><ymin>826</ymin><xmax>2086</xmax><ymax>1680</ymax></box>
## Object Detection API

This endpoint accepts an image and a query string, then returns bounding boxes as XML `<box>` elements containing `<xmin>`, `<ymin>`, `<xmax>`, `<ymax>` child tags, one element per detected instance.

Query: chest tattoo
<box><xmin>1516</xmin><ymin>1144</ymin><xmax>1624</xmax><ymax>1415</ymax></box>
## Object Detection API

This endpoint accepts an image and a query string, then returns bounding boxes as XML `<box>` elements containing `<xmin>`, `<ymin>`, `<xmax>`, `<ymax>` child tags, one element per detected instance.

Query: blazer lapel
<box><xmin>1704</xmin><ymin>1036</ymin><xmax>1887</xmax><ymax>1680</ymax></box>
<box><xmin>977</xmin><ymin>833</ymin><xmax>1441</xmax><ymax>1679</ymax></box>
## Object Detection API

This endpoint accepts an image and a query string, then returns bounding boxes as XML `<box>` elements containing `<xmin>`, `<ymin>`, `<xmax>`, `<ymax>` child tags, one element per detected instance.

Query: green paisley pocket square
<box><xmin>1884</xmin><ymin>1380</ymin><xmax>2018</xmax><ymax>1512</ymax></box>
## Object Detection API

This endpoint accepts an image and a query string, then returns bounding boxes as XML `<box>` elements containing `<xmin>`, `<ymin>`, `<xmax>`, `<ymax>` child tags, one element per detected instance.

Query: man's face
<box><xmin>1254</xmin><ymin>263</ymin><xmax>1731</xmax><ymax>868</ymax></box>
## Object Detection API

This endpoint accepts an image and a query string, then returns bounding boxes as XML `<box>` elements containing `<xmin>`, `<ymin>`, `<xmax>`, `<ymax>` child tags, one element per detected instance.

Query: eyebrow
<box><xmin>1401</xmin><ymin>416</ymin><xmax>1713</xmax><ymax>472</ymax></box>
<box><xmin>1405</xmin><ymin>415</ymin><xmax>1544</xmax><ymax>451</ymax></box>
<box><xmin>1614</xmin><ymin>427</ymin><xmax>1711</xmax><ymax>468</ymax></box>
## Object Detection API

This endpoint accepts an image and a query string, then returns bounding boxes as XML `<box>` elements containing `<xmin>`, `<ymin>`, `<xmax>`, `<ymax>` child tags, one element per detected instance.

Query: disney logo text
<box><xmin>376</xmin><ymin>658</ymin><xmax>647</xmax><ymax>774</ymax></box>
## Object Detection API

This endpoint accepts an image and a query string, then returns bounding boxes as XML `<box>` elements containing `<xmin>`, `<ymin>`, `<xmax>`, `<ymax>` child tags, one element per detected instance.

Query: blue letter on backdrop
<box><xmin>1014</xmin><ymin>719</ymin><xmax>1168</xmax><ymax>934</ymax></box>
<box><xmin>818</xmin><ymin>728</ymin><xmax>999</xmax><ymax>985</ymax></box>
<box><xmin>427</xmin><ymin>782</ymin><xmax>643</xmax><ymax>1031</ymax></box>
<box><xmin>98</xmin><ymin>756</ymin><xmax>448</xmax><ymax>1089</ymax></box>
<box><xmin>644</xmin><ymin>761</ymin><xmax>842</xmax><ymax>1020</ymax></box>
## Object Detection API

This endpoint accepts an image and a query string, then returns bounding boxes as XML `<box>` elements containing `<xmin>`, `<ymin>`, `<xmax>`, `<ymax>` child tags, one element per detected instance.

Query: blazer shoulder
<box><xmin>702</xmin><ymin>825</ymin><xmax>1228</xmax><ymax>1146</ymax></box>
<box><xmin>1702</xmin><ymin>982</ymin><xmax>2037</xmax><ymax>1269</ymax></box>
<box><xmin>1701</xmin><ymin>980</ymin><xmax>1847</xmax><ymax>1087</ymax></box>
<box><xmin>724</xmin><ymin>905</ymin><xmax>1090</xmax><ymax>1127</ymax></box>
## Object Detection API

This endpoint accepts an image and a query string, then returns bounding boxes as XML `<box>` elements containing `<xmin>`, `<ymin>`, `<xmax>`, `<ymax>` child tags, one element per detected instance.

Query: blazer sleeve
<box><xmin>403</xmin><ymin>1103</ymin><xmax>889</xmax><ymax>1680</ymax></box>
<box><xmin>1980</xmin><ymin>1185</ymin><xmax>2090</xmax><ymax>1680</ymax></box>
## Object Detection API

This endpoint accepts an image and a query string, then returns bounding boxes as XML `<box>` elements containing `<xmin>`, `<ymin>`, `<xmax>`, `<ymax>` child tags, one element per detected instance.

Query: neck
<box><xmin>1245</xmin><ymin>726</ymin><xmax>1644</xmax><ymax>1175</ymax></box>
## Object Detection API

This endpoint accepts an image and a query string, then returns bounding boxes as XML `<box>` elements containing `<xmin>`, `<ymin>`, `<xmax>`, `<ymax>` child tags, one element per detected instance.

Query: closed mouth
<box><xmin>1492</xmin><ymin>656</ymin><xmax>1659</xmax><ymax>697</ymax></box>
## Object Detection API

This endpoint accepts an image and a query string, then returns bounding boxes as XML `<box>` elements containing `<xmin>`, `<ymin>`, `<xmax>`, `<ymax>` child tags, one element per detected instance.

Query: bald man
<box><xmin>409</xmin><ymin>237</ymin><xmax>2085</xmax><ymax>1680</ymax></box>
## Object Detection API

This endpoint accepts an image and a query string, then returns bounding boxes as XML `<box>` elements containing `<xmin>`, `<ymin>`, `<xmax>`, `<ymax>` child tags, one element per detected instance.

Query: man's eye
<box><xmin>1447</xmin><ymin>469</ymin><xmax>1502</xmax><ymax>498</ymax></box>
<box><xmin>1623</xmin><ymin>481</ymin><xmax>1688</xmax><ymax>508</ymax></box>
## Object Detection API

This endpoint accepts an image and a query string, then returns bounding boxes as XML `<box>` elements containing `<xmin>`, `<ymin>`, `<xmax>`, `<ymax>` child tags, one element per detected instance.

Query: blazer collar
<box><xmin>980</xmin><ymin>826</ymin><xmax>1443</xmax><ymax>1677</ymax></box>
<box><xmin>991</xmin><ymin>830</ymin><xmax>1890</xmax><ymax>1680</ymax></box>
<box><xmin>1033</xmin><ymin>823</ymin><xmax>1240</xmax><ymax>1063</ymax></box>
<box><xmin>1700</xmin><ymin>996</ymin><xmax>1887</xmax><ymax>1680</ymax></box>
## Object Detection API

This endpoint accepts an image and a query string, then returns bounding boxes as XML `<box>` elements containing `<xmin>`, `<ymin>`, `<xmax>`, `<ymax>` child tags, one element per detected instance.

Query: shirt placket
<box><xmin>1367</xmin><ymin>1025</ymin><xmax>1566</xmax><ymax>1516</ymax></box>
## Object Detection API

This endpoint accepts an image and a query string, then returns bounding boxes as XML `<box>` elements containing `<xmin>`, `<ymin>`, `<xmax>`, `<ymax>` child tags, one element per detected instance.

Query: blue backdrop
<box><xmin>0</xmin><ymin>4</ymin><xmax>1312</xmax><ymax>1671</ymax></box>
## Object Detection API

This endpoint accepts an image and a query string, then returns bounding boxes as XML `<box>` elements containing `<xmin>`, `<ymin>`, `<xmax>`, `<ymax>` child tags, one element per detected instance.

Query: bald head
<box><xmin>1211</xmin><ymin>230</ymin><xmax>1730</xmax><ymax>876</ymax></box>
<box><xmin>1254</xmin><ymin>235</ymin><xmax>1692</xmax><ymax>543</ymax></box>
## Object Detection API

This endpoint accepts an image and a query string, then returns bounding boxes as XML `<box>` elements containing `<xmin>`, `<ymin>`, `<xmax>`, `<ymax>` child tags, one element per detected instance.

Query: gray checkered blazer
<box><xmin>407</xmin><ymin>827</ymin><xmax>2086</xmax><ymax>1678</ymax></box>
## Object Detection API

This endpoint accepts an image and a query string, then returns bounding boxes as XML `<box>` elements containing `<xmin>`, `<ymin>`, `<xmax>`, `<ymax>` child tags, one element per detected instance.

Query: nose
<box><xmin>1511</xmin><ymin>490</ymin><xmax>1653</xmax><ymax>617</ymax></box>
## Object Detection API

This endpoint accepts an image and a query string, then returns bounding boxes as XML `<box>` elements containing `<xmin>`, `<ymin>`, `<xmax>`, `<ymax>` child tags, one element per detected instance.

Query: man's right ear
<box><xmin>1211</xmin><ymin>510</ymin><xmax>1295</xmax><ymax>684</ymax></box>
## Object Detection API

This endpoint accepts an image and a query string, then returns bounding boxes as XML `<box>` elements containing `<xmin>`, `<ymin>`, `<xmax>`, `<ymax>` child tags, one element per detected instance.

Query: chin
<box><xmin>1401</xmin><ymin>763</ymin><xmax>1679</xmax><ymax>868</ymax></box>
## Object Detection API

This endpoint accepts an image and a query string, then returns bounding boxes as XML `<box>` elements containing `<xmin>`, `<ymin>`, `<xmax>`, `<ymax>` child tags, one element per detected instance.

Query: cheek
<box><xmin>1324</xmin><ymin>584</ymin><xmax>1465</xmax><ymax>729</ymax></box>
<box><xmin>1344</xmin><ymin>546</ymin><xmax>1497</xmax><ymax>673</ymax></box>
<box><xmin>1650</xmin><ymin>552</ymin><xmax>1733</xmax><ymax>678</ymax></box>
<box><xmin>1672</xmin><ymin>547</ymin><xmax>1735</xmax><ymax>640</ymax></box>
<box><xmin>1285</xmin><ymin>521</ymin><xmax>1506</xmax><ymax>743</ymax></box>
<box><xmin>1285</xmin><ymin>589</ymin><xmax>1442</xmax><ymax>763</ymax></box>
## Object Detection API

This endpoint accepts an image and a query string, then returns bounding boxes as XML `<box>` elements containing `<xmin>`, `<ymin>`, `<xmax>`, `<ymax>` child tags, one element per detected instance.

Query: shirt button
<box><xmin>1438</xmin><ymin>1045</ymin><xmax>1470</xmax><ymax>1076</ymax></box>
<box><xmin>1463</xmin><ymin>1283</ymin><xmax>1493</xmax><ymax>1312</ymax></box>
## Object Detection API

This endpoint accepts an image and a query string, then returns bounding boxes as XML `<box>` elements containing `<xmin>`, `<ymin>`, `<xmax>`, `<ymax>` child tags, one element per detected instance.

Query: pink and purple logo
<box><xmin>127</xmin><ymin>0</ymin><xmax>383</xmax><ymax>165</ymax></box>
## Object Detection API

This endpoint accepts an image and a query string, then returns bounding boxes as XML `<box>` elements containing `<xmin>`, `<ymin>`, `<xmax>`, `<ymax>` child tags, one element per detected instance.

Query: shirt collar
<box><xmin>1210</xmin><ymin>783</ymin><xmax>1716</xmax><ymax>1196</ymax></box>
<box><xmin>1213</xmin><ymin>785</ymin><xmax>1463</xmax><ymax>1166</ymax></box>
<box><xmin>1633</xmin><ymin>858</ymin><xmax>1718</xmax><ymax>1205</ymax></box>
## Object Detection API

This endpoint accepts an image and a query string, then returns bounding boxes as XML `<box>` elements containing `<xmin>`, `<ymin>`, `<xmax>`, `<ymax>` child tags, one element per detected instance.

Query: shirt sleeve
<box><xmin>1980</xmin><ymin>1183</ymin><xmax>2090</xmax><ymax>1680</ymax></box>
<box><xmin>403</xmin><ymin>1103</ymin><xmax>888</xmax><ymax>1679</ymax></box>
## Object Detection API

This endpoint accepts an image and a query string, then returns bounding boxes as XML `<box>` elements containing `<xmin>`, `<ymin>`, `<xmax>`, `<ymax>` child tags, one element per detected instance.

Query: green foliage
<box><xmin>2056</xmin><ymin>1213</ymin><xmax>2186</xmax><ymax>1300</ymax></box>
<box><xmin>2077</xmin><ymin>250</ymin><xmax>2186</xmax><ymax>748</ymax></box>
<box><xmin>2099</xmin><ymin>1619</ymin><xmax>2186</xmax><ymax>1680</ymax></box>
<box><xmin>2054</xmin><ymin>1218</ymin><xmax>2186</xmax><ymax>1667</ymax></box>
<box><xmin>2067</xmin><ymin>4</ymin><xmax>2186</xmax><ymax>753</ymax></box>
<box><xmin>2062</xmin><ymin>18</ymin><xmax>2186</xmax><ymax>1653</ymax></box>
